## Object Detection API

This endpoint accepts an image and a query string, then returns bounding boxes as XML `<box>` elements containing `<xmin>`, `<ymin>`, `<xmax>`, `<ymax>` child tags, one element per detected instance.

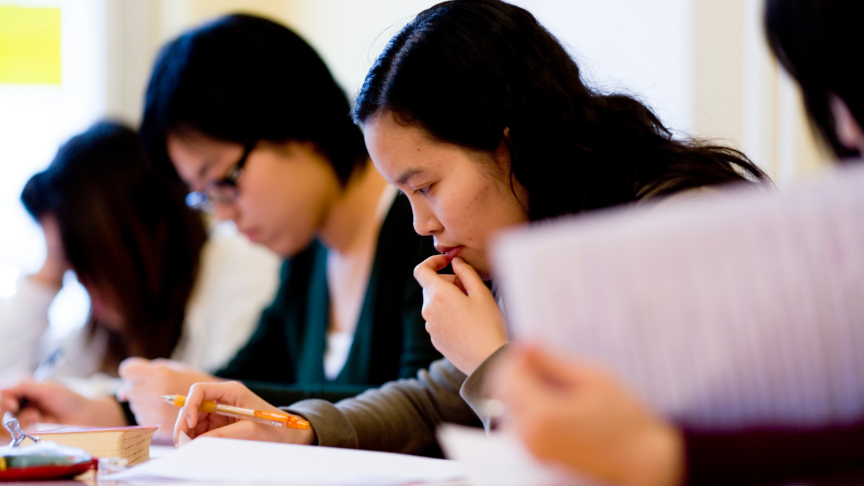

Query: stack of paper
<box><xmin>494</xmin><ymin>166</ymin><xmax>864</xmax><ymax>428</ymax></box>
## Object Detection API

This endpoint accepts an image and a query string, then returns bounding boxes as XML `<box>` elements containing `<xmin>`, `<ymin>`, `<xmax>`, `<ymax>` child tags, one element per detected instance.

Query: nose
<box><xmin>211</xmin><ymin>200</ymin><xmax>240</xmax><ymax>223</ymax></box>
<box><xmin>410</xmin><ymin>199</ymin><xmax>443</xmax><ymax>236</ymax></box>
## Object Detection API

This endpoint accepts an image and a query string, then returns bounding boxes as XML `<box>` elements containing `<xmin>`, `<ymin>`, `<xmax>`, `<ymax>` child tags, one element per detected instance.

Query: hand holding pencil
<box><xmin>162</xmin><ymin>394</ymin><xmax>309</xmax><ymax>429</ymax></box>
<box><xmin>173</xmin><ymin>381</ymin><xmax>316</xmax><ymax>446</ymax></box>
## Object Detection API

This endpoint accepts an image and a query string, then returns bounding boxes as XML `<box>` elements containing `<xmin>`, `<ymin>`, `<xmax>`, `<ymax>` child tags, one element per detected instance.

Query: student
<box><xmin>0</xmin><ymin>121</ymin><xmax>279</xmax><ymax>435</ymax></box>
<box><xmin>114</xmin><ymin>13</ymin><xmax>442</xmax><ymax>440</ymax></box>
<box><xmin>172</xmin><ymin>0</ymin><xmax>767</xmax><ymax>452</ymax></box>
<box><xmin>490</xmin><ymin>0</ymin><xmax>864</xmax><ymax>485</ymax></box>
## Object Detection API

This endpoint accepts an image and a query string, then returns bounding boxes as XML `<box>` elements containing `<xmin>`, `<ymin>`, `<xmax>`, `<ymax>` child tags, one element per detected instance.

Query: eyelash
<box><xmin>413</xmin><ymin>184</ymin><xmax>433</xmax><ymax>196</ymax></box>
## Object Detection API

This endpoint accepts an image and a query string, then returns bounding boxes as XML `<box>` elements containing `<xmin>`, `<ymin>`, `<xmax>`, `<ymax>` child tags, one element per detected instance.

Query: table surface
<box><xmin>1</xmin><ymin>445</ymin><xmax>470</xmax><ymax>486</ymax></box>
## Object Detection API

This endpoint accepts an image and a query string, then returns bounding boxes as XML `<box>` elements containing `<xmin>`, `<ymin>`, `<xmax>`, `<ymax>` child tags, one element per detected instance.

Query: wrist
<box><xmin>276</xmin><ymin>423</ymin><xmax>316</xmax><ymax>445</ymax></box>
<box><xmin>472</xmin><ymin>339</ymin><xmax>509</xmax><ymax>374</ymax></box>
<box><xmin>622</xmin><ymin>421</ymin><xmax>685</xmax><ymax>486</ymax></box>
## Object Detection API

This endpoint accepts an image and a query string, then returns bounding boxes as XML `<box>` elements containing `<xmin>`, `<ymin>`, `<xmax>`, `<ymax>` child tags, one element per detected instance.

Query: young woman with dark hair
<box><xmin>0</xmin><ymin>121</ymin><xmax>279</xmax><ymax>437</ymax></box>
<box><xmin>114</xmin><ymin>13</ymin><xmax>442</xmax><ymax>448</ymax></box>
<box><xmin>173</xmin><ymin>0</ymin><xmax>767</xmax><ymax>456</ymax></box>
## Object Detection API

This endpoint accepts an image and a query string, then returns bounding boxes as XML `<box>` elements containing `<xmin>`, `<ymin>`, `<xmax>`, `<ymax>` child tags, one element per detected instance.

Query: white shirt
<box><xmin>0</xmin><ymin>228</ymin><xmax>281</xmax><ymax>387</ymax></box>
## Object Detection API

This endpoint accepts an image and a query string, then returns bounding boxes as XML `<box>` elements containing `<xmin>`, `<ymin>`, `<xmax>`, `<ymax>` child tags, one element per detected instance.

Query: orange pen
<box><xmin>161</xmin><ymin>395</ymin><xmax>310</xmax><ymax>429</ymax></box>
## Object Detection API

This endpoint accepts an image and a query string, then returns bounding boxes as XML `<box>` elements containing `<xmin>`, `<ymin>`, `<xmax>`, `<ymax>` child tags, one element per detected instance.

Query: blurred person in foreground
<box><xmin>490</xmin><ymin>1</ymin><xmax>864</xmax><ymax>484</ymax></box>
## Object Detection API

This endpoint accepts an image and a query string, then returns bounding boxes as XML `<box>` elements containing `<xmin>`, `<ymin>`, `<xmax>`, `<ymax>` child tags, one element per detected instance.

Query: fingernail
<box><xmin>185</xmin><ymin>413</ymin><xmax>194</xmax><ymax>429</ymax></box>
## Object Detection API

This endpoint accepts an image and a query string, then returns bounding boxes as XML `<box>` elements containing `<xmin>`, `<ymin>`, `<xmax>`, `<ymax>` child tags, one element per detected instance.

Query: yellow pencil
<box><xmin>161</xmin><ymin>395</ymin><xmax>310</xmax><ymax>429</ymax></box>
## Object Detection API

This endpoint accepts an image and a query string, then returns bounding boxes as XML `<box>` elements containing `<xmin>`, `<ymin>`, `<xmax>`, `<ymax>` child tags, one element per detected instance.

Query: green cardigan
<box><xmin>216</xmin><ymin>195</ymin><xmax>442</xmax><ymax>406</ymax></box>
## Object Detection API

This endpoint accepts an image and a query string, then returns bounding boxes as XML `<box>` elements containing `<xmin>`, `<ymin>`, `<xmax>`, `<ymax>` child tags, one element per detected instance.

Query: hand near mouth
<box><xmin>413</xmin><ymin>255</ymin><xmax>509</xmax><ymax>375</ymax></box>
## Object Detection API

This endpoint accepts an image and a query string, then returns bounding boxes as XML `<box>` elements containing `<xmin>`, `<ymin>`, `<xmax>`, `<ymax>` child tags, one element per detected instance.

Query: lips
<box><xmin>435</xmin><ymin>245</ymin><xmax>463</xmax><ymax>260</ymax></box>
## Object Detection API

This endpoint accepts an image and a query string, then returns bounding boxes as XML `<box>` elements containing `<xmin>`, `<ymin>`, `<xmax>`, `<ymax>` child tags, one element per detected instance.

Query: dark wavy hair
<box><xmin>140</xmin><ymin>13</ymin><xmax>367</xmax><ymax>185</ymax></box>
<box><xmin>21</xmin><ymin>121</ymin><xmax>207</xmax><ymax>374</ymax></box>
<box><xmin>765</xmin><ymin>0</ymin><xmax>862</xmax><ymax>159</ymax></box>
<box><xmin>355</xmin><ymin>0</ymin><xmax>768</xmax><ymax>221</ymax></box>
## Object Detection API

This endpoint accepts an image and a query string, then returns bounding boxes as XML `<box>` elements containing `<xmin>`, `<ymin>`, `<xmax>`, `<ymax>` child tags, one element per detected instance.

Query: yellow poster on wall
<box><xmin>0</xmin><ymin>6</ymin><xmax>62</xmax><ymax>84</ymax></box>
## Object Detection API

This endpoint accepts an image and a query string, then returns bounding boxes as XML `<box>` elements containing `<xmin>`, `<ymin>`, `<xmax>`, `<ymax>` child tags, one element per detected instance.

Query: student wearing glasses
<box><xmin>170</xmin><ymin>0</ymin><xmax>767</xmax><ymax>454</ymax></box>
<box><xmin>113</xmin><ymin>13</ymin><xmax>443</xmax><ymax>448</ymax></box>
<box><xmin>0</xmin><ymin>122</ymin><xmax>279</xmax><ymax>439</ymax></box>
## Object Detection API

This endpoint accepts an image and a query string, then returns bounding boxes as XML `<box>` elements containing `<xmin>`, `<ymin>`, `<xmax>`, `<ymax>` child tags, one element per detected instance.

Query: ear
<box><xmin>830</xmin><ymin>94</ymin><xmax>864</xmax><ymax>153</ymax></box>
<box><xmin>495</xmin><ymin>127</ymin><xmax>512</xmax><ymax>163</ymax></box>
<box><xmin>498</xmin><ymin>126</ymin><xmax>530</xmax><ymax>214</ymax></box>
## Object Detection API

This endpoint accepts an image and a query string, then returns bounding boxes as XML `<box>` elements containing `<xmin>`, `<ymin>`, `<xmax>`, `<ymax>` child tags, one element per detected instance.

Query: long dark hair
<box><xmin>20</xmin><ymin>121</ymin><xmax>207</xmax><ymax>374</ymax></box>
<box><xmin>140</xmin><ymin>13</ymin><xmax>367</xmax><ymax>186</ymax></box>
<box><xmin>355</xmin><ymin>0</ymin><xmax>768</xmax><ymax>221</ymax></box>
<box><xmin>765</xmin><ymin>0</ymin><xmax>862</xmax><ymax>159</ymax></box>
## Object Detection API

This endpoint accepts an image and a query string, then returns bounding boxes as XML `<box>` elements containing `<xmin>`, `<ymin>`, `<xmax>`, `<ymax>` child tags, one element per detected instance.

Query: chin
<box><xmin>271</xmin><ymin>238</ymin><xmax>314</xmax><ymax>259</ymax></box>
<box><xmin>461</xmin><ymin>255</ymin><xmax>493</xmax><ymax>281</ymax></box>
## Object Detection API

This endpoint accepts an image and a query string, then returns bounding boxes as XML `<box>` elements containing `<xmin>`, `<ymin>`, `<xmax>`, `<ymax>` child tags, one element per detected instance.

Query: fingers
<box><xmin>436</xmin><ymin>274</ymin><xmax>467</xmax><ymax>294</ymax></box>
<box><xmin>413</xmin><ymin>255</ymin><xmax>455</xmax><ymax>290</ymax></box>
<box><xmin>177</xmin><ymin>381</ymin><xmax>257</xmax><ymax>439</ymax></box>
<box><xmin>180</xmin><ymin>382</ymin><xmax>209</xmax><ymax>433</ymax></box>
<box><xmin>197</xmin><ymin>420</ymin><xmax>262</xmax><ymax>440</ymax></box>
<box><xmin>450</xmin><ymin>257</ymin><xmax>490</xmax><ymax>296</ymax></box>
<box><xmin>0</xmin><ymin>389</ymin><xmax>21</xmax><ymax>415</ymax></box>
<box><xmin>118</xmin><ymin>357</ymin><xmax>151</xmax><ymax>380</ymax></box>
<box><xmin>2</xmin><ymin>382</ymin><xmax>44</xmax><ymax>410</ymax></box>
<box><xmin>174</xmin><ymin>381</ymin><xmax>273</xmax><ymax>445</ymax></box>
<box><xmin>415</xmin><ymin>256</ymin><xmax>487</xmax><ymax>299</ymax></box>
<box><xmin>174</xmin><ymin>406</ymin><xmax>192</xmax><ymax>444</ymax></box>
<box><xmin>16</xmin><ymin>407</ymin><xmax>46</xmax><ymax>427</ymax></box>
<box><xmin>417</xmin><ymin>254</ymin><xmax>453</xmax><ymax>273</ymax></box>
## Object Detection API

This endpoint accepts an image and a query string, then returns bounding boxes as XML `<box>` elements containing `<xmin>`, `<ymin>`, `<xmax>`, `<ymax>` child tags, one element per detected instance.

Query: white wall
<box><xmin>0</xmin><ymin>0</ymin><xmax>105</xmax><ymax>331</ymax></box>
<box><xmin>510</xmin><ymin>0</ymin><xmax>693</xmax><ymax>136</ymax></box>
<box><xmin>0</xmin><ymin>0</ymin><xmax>830</xmax><ymax>333</ymax></box>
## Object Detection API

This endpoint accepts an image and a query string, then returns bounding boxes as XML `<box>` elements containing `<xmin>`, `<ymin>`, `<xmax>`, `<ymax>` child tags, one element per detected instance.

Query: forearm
<box><xmin>286</xmin><ymin>359</ymin><xmax>482</xmax><ymax>454</ymax></box>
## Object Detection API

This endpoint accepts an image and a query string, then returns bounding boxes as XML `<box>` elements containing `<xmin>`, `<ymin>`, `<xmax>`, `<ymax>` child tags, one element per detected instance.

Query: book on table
<box><xmin>20</xmin><ymin>425</ymin><xmax>157</xmax><ymax>465</ymax></box>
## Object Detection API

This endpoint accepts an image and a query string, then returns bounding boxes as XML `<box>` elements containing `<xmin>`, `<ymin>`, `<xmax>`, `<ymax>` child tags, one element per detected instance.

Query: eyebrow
<box><xmin>395</xmin><ymin>168</ymin><xmax>425</xmax><ymax>186</ymax></box>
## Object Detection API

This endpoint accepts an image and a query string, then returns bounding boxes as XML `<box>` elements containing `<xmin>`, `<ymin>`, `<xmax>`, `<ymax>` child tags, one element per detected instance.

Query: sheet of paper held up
<box><xmin>494</xmin><ymin>165</ymin><xmax>864</xmax><ymax>429</ymax></box>
<box><xmin>103</xmin><ymin>437</ymin><xmax>466</xmax><ymax>485</ymax></box>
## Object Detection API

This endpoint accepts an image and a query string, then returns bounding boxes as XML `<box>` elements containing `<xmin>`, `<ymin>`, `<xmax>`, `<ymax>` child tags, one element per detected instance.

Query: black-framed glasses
<box><xmin>186</xmin><ymin>140</ymin><xmax>257</xmax><ymax>210</ymax></box>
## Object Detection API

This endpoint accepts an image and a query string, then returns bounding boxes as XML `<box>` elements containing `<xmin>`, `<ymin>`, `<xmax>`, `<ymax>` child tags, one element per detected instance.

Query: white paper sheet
<box><xmin>103</xmin><ymin>436</ymin><xmax>466</xmax><ymax>485</ymax></box>
<box><xmin>437</xmin><ymin>424</ymin><xmax>576</xmax><ymax>486</ymax></box>
<box><xmin>494</xmin><ymin>165</ymin><xmax>864</xmax><ymax>428</ymax></box>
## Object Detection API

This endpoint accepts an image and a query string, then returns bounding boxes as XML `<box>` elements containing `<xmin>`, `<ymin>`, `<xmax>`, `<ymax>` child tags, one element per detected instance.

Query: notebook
<box><xmin>21</xmin><ymin>425</ymin><xmax>157</xmax><ymax>465</ymax></box>
<box><xmin>493</xmin><ymin>165</ymin><xmax>864</xmax><ymax>428</ymax></box>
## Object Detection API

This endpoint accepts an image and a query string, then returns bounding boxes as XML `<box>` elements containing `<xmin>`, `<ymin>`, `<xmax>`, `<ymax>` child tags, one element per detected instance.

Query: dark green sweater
<box><xmin>216</xmin><ymin>195</ymin><xmax>442</xmax><ymax>406</ymax></box>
